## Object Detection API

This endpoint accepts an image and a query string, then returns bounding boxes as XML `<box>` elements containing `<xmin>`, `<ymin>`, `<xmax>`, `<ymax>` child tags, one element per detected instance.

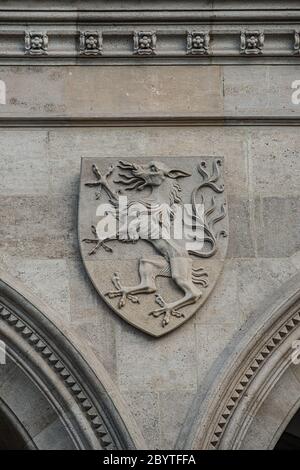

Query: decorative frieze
<box><xmin>80</xmin><ymin>31</ymin><xmax>103</xmax><ymax>56</ymax></box>
<box><xmin>0</xmin><ymin>27</ymin><xmax>297</xmax><ymax>63</ymax></box>
<box><xmin>133</xmin><ymin>31</ymin><xmax>157</xmax><ymax>55</ymax></box>
<box><xmin>25</xmin><ymin>31</ymin><xmax>48</xmax><ymax>56</ymax></box>
<box><xmin>240</xmin><ymin>31</ymin><xmax>264</xmax><ymax>55</ymax></box>
<box><xmin>0</xmin><ymin>2</ymin><xmax>298</xmax><ymax>64</ymax></box>
<box><xmin>186</xmin><ymin>32</ymin><xmax>210</xmax><ymax>55</ymax></box>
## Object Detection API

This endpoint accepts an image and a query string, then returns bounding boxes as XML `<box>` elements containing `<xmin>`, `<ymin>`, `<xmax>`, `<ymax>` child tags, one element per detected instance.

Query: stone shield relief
<box><xmin>78</xmin><ymin>157</ymin><xmax>228</xmax><ymax>337</ymax></box>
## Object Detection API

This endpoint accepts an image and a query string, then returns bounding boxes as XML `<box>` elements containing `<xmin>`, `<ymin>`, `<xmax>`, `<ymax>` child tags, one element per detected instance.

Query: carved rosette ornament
<box><xmin>79</xmin><ymin>157</ymin><xmax>228</xmax><ymax>337</ymax></box>
<box><xmin>294</xmin><ymin>31</ymin><xmax>300</xmax><ymax>54</ymax></box>
<box><xmin>80</xmin><ymin>31</ymin><xmax>103</xmax><ymax>56</ymax></box>
<box><xmin>133</xmin><ymin>31</ymin><xmax>157</xmax><ymax>55</ymax></box>
<box><xmin>25</xmin><ymin>32</ymin><xmax>48</xmax><ymax>55</ymax></box>
<box><xmin>187</xmin><ymin>32</ymin><xmax>210</xmax><ymax>55</ymax></box>
<box><xmin>240</xmin><ymin>31</ymin><xmax>264</xmax><ymax>55</ymax></box>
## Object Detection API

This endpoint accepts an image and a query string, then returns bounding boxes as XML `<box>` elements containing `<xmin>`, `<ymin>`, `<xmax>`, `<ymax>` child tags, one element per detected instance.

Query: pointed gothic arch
<box><xmin>0</xmin><ymin>269</ymin><xmax>145</xmax><ymax>450</ymax></box>
<box><xmin>177</xmin><ymin>272</ymin><xmax>300</xmax><ymax>450</ymax></box>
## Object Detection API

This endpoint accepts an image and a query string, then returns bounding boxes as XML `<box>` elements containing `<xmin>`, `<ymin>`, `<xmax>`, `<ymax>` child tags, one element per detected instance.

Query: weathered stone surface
<box><xmin>195</xmin><ymin>323</ymin><xmax>237</xmax><ymax>382</ymax></box>
<box><xmin>0</xmin><ymin>130</ymin><xmax>49</xmax><ymax>195</ymax></box>
<box><xmin>1</xmin><ymin>120</ymin><xmax>299</xmax><ymax>448</ymax></box>
<box><xmin>255</xmin><ymin>197</ymin><xmax>300</xmax><ymax>257</ymax></box>
<box><xmin>47</xmin><ymin>127</ymin><xmax>248</xmax><ymax>196</ymax></box>
<box><xmin>33</xmin><ymin>419</ymin><xmax>75</xmax><ymax>450</ymax></box>
<box><xmin>0</xmin><ymin>359</ymin><xmax>58</xmax><ymax>438</ymax></box>
<box><xmin>123</xmin><ymin>391</ymin><xmax>160</xmax><ymax>449</ymax></box>
<box><xmin>248</xmin><ymin>128</ymin><xmax>300</xmax><ymax>197</ymax></box>
<box><xmin>236</xmin><ymin>258</ymin><xmax>298</xmax><ymax>321</ymax></box>
<box><xmin>227</xmin><ymin>196</ymin><xmax>255</xmax><ymax>258</ymax></box>
<box><xmin>0</xmin><ymin>21</ymin><xmax>299</xmax><ymax>448</ymax></box>
<box><xmin>115</xmin><ymin>321</ymin><xmax>197</xmax><ymax>392</ymax></box>
<box><xmin>240</xmin><ymin>367</ymin><xmax>300</xmax><ymax>450</ymax></box>
<box><xmin>0</xmin><ymin>195</ymin><xmax>77</xmax><ymax>259</ymax></box>
<box><xmin>11</xmin><ymin>258</ymin><xmax>71</xmax><ymax>323</ymax></box>
<box><xmin>159</xmin><ymin>390</ymin><xmax>196</xmax><ymax>449</ymax></box>
<box><xmin>193</xmin><ymin>259</ymin><xmax>242</xmax><ymax>327</ymax></box>
<box><xmin>224</xmin><ymin>66</ymin><xmax>300</xmax><ymax>116</ymax></box>
<box><xmin>0</xmin><ymin>66</ymin><xmax>223</xmax><ymax>117</ymax></box>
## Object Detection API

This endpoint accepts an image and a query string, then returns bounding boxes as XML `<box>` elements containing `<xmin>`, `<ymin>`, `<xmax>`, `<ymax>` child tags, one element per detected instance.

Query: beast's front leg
<box><xmin>105</xmin><ymin>258</ymin><xmax>166</xmax><ymax>308</ymax></box>
<box><xmin>149</xmin><ymin>257</ymin><xmax>202</xmax><ymax>327</ymax></box>
<box><xmin>105</xmin><ymin>272</ymin><xmax>141</xmax><ymax>308</ymax></box>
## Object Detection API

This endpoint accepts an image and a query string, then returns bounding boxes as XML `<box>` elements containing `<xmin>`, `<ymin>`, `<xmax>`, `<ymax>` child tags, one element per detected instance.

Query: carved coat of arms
<box><xmin>79</xmin><ymin>157</ymin><xmax>228</xmax><ymax>337</ymax></box>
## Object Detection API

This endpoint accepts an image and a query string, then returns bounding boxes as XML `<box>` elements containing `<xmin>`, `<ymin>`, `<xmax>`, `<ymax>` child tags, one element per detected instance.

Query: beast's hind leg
<box><xmin>106</xmin><ymin>257</ymin><xmax>167</xmax><ymax>309</ymax></box>
<box><xmin>149</xmin><ymin>257</ymin><xmax>202</xmax><ymax>327</ymax></box>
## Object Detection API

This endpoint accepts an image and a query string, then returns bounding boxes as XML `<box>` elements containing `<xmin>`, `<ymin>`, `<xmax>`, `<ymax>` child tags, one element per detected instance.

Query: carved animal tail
<box><xmin>188</xmin><ymin>159</ymin><xmax>227</xmax><ymax>259</ymax></box>
<box><xmin>192</xmin><ymin>266</ymin><xmax>209</xmax><ymax>287</ymax></box>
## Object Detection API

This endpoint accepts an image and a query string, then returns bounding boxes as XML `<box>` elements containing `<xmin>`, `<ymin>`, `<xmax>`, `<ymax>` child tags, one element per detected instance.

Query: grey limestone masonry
<box><xmin>0</xmin><ymin>1</ymin><xmax>300</xmax><ymax>451</ymax></box>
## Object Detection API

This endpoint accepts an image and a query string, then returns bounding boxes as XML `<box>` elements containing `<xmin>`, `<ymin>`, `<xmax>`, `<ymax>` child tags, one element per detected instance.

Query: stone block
<box><xmin>0</xmin><ymin>66</ymin><xmax>223</xmax><ymax>117</ymax></box>
<box><xmin>159</xmin><ymin>389</ymin><xmax>195</xmax><ymax>449</ymax></box>
<box><xmin>224</xmin><ymin>65</ymin><xmax>300</xmax><ymax>116</ymax></box>
<box><xmin>195</xmin><ymin>324</ymin><xmax>236</xmax><ymax>385</ymax></box>
<box><xmin>193</xmin><ymin>259</ymin><xmax>242</xmax><ymax>327</ymax></box>
<box><xmin>122</xmin><ymin>391</ymin><xmax>160</xmax><ymax>450</ymax></box>
<box><xmin>248</xmin><ymin>128</ymin><xmax>300</xmax><ymax>197</ymax></box>
<box><xmin>256</xmin><ymin>197</ymin><xmax>300</xmax><ymax>257</ymax></box>
<box><xmin>227</xmin><ymin>196</ymin><xmax>255</xmax><ymax>258</ymax></box>
<box><xmin>0</xmin><ymin>130</ymin><xmax>49</xmax><ymax>195</ymax></box>
<box><xmin>12</xmin><ymin>258</ymin><xmax>71</xmax><ymax>324</ymax></box>
<box><xmin>115</xmin><ymin>321</ymin><xmax>197</xmax><ymax>392</ymax></box>
<box><xmin>237</xmin><ymin>258</ymin><xmax>298</xmax><ymax>321</ymax></box>
<box><xmin>0</xmin><ymin>359</ymin><xmax>58</xmax><ymax>439</ymax></box>
<box><xmin>48</xmin><ymin>127</ymin><xmax>248</xmax><ymax>197</ymax></box>
<box><xmin>0</xmin><ymin>195</ymin><xmax>77</xmax><ymax>259</ymax></box>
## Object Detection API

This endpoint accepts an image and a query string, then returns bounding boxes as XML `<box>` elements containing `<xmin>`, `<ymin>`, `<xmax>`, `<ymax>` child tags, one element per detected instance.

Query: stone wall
<box><xmin>0</xmin><ymin>0</ymin><xmax>300</xmax><ymax>450</ymax></box>
<box><xmin>0</xmin><ymin>63</ymin><xmax>299</xmax><ymax>447</ymax></box>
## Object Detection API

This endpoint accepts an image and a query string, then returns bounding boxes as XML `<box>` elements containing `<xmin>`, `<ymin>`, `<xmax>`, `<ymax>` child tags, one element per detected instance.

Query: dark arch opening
<box><xmin>275</xmin><ymin>408</ymin><xmax>300</xmax><ymax>450</ymax></box>
<box><xmin>0</xmin><ymin>271</ymin><xmax>143</xmax><ymax>450</ymax></box>
<box><xmin>0</xmin><ymin>397</ymin><xmax>36</xmax><ymax>450</ymax></box>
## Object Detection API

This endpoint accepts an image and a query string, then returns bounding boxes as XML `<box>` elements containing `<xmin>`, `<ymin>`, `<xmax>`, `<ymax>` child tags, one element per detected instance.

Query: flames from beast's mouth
<box><xmin>83</xmin><ymin>158</ymin><xmax>227</xmax><ymax>260</ymax></box>
<box><xmin>113</xmin><ymin>160</ymin><xmax>191</xmax><ymax>191</ymax></box>
<box><xmin>113</xmin><ymin>160</ymin><xmax>148</xmax><ymax>191</ymax></box>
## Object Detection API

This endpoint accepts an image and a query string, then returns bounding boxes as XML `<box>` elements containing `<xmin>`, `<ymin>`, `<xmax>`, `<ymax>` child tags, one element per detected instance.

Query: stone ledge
<box><xmin>0</xmin><ymin>22</ymin><xmax>299</xmax><ymax>64</ymax></box>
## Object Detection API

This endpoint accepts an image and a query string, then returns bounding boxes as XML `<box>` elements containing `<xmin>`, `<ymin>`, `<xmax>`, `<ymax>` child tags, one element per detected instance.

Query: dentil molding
<box><xmin>177</xmin><ymin>272</ymin><xmax>300</xmax><ymax>450</ymax></box>
<box><xmin>0</xmin><ymin>269</ymin><xmax>145</xmax><ymax>450</ymax></box>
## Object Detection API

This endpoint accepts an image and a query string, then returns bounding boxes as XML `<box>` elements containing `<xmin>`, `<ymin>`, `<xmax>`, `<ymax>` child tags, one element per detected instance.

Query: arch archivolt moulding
<box><xmin>0</xmin><ymin>269</ymin><xmax>145</xmax><ymax>450</ymax></box>
<box><xmin>177</xmin><ymin>272</ymin><xmax>300</xmax><ymax>450</ymax></box>
<box><xmin>2</xmin><ymin>267</ymin><xmax>299</xmax><ymax>450</ymax></box>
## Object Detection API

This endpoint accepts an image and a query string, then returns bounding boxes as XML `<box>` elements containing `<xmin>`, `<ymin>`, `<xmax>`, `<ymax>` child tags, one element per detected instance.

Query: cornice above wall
<box><xmin>0</xmin><ymin>1</ymin><xmax>299</xmax><ymax>65</ymax></box>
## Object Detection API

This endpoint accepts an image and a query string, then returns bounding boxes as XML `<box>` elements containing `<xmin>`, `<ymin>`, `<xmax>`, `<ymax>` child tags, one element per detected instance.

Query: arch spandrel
<box><xmin>177</xmin><ymin>272</ymin><xmax>300</xmax><ymax>450</ymax></box>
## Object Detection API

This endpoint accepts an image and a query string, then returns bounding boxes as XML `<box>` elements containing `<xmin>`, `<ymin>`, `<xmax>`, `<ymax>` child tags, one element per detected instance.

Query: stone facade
<box><xmin>0</xmin><ymin>1</ymin><xmax>300</xmax><ymax>450</ymax></box>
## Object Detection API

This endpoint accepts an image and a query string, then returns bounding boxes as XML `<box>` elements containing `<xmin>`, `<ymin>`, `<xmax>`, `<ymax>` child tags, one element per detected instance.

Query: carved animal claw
<box><xmin>85</xmin><ymin>164</ymin><xmax>118</xmax><ymax>202</ymax></box>
<box><xmin>105</xmin><ymin>272</ymin><xmax>140</xmax><ymax>309</ymax></box>
<box><xmin>149</xmin><ymin>307</ymin><xmax>185</xmax><ymax>327</ymax></box>
<box><xmin>149</xmin><ymin>295</ymin><xmax>185</xmax><ymax>327</ymax></box>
